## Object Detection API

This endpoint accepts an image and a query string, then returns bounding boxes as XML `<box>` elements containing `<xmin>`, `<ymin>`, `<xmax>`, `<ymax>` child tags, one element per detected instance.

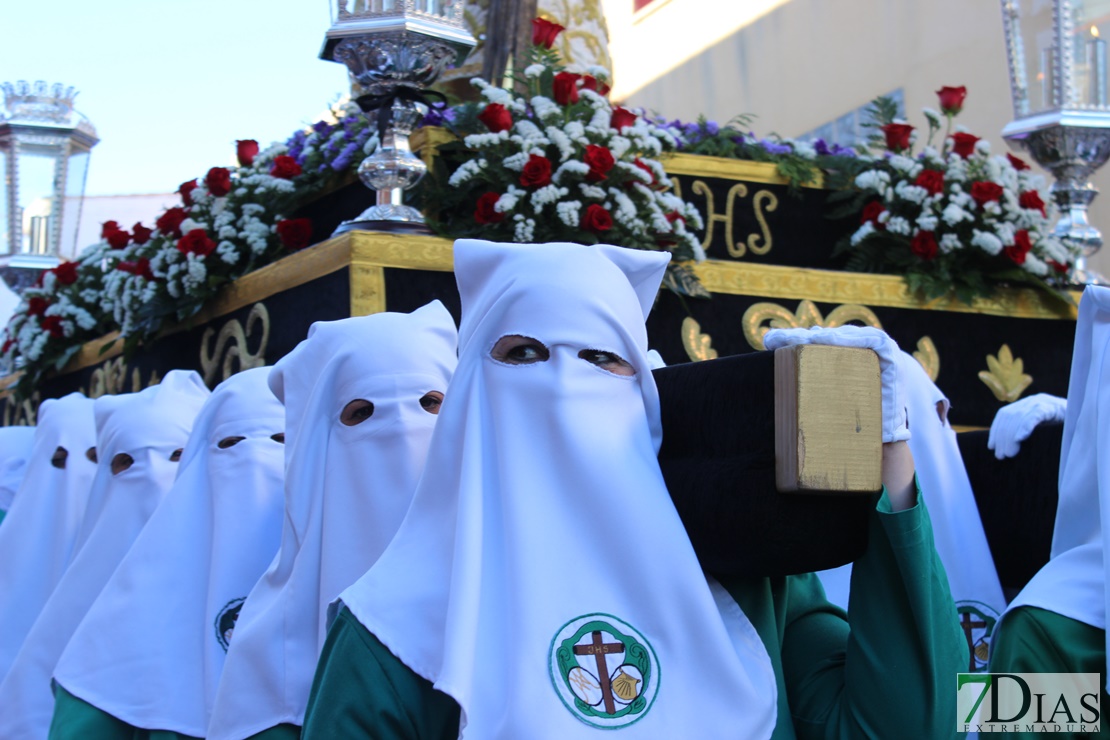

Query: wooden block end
<box><xmin>775</xmin><ymin>345</ymin><xmax>883</xmax><ymax>493</ymax></box>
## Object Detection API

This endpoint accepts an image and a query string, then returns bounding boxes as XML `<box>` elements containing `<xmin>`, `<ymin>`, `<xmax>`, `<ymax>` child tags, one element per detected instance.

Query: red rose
<box><xmin>478</xmin><ymin>103</ymin><xmax>513</xmax><ymax>134</ymax></box>
<box><xmin>632</xmin><ymin>158</ymin><xmax>656</xmax><ymax>187</ymax></box>
<box><xmin>40</xmin><ymin>316</ymin><xmax>64</xmax><ymax>339</ymax></box>
<box><xmin>1019</xmin><ymin>190</ymin><xmax>1047</xmax><ymax>216</ymax></box>
<box><xmin>156</xmin><ymin>207</ymin><xmax>188</xmax><ymax>237</ymax></box>
<box><xmin>610</xmin><ymin>107</ymin><xmax>638</xmax><ymax>131</ymax></box>
<box><xmin>553</xmin><ymin>72</ymin><xmax>581</xmax><ymax>106</ymax></box>
<box><xmin>970</xmin><ymin>181</ymin><xmax>1004</xmax><ymax>208</ymax></box>
<box><xmin>1004</xmin><ymin>230</ymin><xmax>1034</xmax><ymax>265</ymax></box>
<box><xmin>52</xmin><ymin>261</ymin><xmax>78</xmax><ymax>285</ymax></box>
<box><xmin>518</xmin><ymin>154</ymin><xmax>553</xmax><ymax>188</ymax></box>
<box><xmin>27</xmin><ymin>297</ymin><xmax>48</xmax><ymax>317</ymax></box>
<box><xmin>1048</xmin><ymin>259</ymin><xmax>1071</xmax><ymax>274</ymax></box>
<box><xmin>581</xmin><ymin>75</ymin><xmax>611</xmax><ymax>96</ymax></box>
<box><xmin>936</xmin><ymin>85</ymin><xmax>968</xmax><ymax>116</ymax></box>
<box><xmin>270</xmin><ymin>155</ymin><xmax>302</xmax><ymax>179</ymax></box>
<box><xmin>881</xmin><ymin>122</ymin><xmax>914</xmax><ymax>152</ymax></box>
<box><xmin>1</xmin><ymin>338</ymin><xmax>11</xmax><ymax>354</ymax></box>
<box><xmin>582</xmin><ymin>204</ymin><xmax>612</xmax><ymax>232</ymax></box>
<box><xmin>531</xmin><ymin>17</ymin><xmax>565</xmax><ymax>49</ymax></box>
<box><xmin>117</xmin><ymin>258</ymin><xmax>155</xmax><ymax>281</ymax></box>
<box><xmin>910</xmin><ymin>230</ymin><xmax>939</xmax><ymax>261</ymax></box>
<box><xmin>584</xmin><ymin>144</ymin><xmax>615</xmax><ymax>182</ymax></box>
<box><xmin>176</xmin><ymin>228</ymin><xmax>217</xmax><ymax>258</ymax></box>
<box><xmin>106</xmin><ymin>229</ymin><xmax>131</xmax><ymax>249</ymax></box>
<box><xmin>131</xmin><ymin>222</ymin><xmax>153</xmax><ymax>245</ymax></box>
<box><xmin>860</xmin><ymin>200</ymin><xmax>886</xmax><ymax>226</ymax></box>
<box><xmin>474</xmin><ymin>192</ymin><xmax>505</xmax><ymax>224</ymax></box>
<box><xmin>914</xmin><ymin>169</ymin><xmax>945</xmax><ymax>196</ymax></box>
<box><xmin>236</xmin><ymin>139</ymin><xmax>259</xmax><ymax>167</ymax></box>
<box><xmin>100</xmin><ymin>220</ymin><xmax>122</xmax><ymax>239</ymax></box>
<box><xmin>276</xmin><ymin>218</ymin><xmax>314</xmax><ymax>251</ymax></box>
<box><xmin>178</xmin><ymin>180</ymin><xmax>198</xmax><ymax>207</ymax></box>
<box><xmin>205</xmin><ymin>167</ymin><xmax>232</xmax><ymax>197</ymax></box>
<box><xmin>1007</xmin><ymin>153</ymin><xmax>1031</xmax><ymax>171</ymax></box>
<box><xmin>951</xmin><ymin>132</ymin><xmax>981</xmax><ymax>158</ymax></box>
<box><xmin>665</xmin><ymin>211</ymin><xmax>686</xmax><ymax>225</ymax></box>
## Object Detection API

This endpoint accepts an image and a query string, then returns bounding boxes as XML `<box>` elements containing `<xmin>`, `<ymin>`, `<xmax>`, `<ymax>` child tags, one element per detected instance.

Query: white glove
<box><xmin>763</xmin><ymin>325</ymin><xmax>909</xmax><ymax>443</ymax></box>
<box><xmin>987</xmin><ymin>393</ymin><xmax>1066</xmax><ymax>460</ymax></box>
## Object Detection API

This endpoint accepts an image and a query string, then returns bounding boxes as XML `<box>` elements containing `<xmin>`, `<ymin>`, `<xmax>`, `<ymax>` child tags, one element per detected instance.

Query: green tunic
<box><xmin>988</xmin><ymin>606</ymin><xmax>1108</xmax><ymax>737</ymax></box>
<box><xmin>48</xmin><ymin>686</ymin><xmax>301</xmax><ymax>740</ymax></box>
<box><xmin>302</xmin><ymin>488</ymin><xmax>967</xmax><ymax>739</ymax></box>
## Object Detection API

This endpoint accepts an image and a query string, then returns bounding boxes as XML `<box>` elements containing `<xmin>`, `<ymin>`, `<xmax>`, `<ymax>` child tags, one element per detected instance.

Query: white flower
<box><xmin>553</xmin><ymin>160</ymin><xmax>590</xmax><ymax>183</ymax></box>
<box><xmin>546</xmin><ymin>126</ymin><xmax>575</xmax><ymax>161</ymax></box>
<box><xmin>886</xmin><ymin>216</ymin><xmax>912</xmax><ymax>235</ymax></box>
<box><xmin>855</xmin><ymin>170</ymin><xmax>891</xmax><ymax>192</ymax></box>
<box><xmin>523</xmin><ymin>64</ymin><xmax>545</xmax><ymax>78</ymax></box>
<box><xmin>448</xmin><ymin>159</ymin><xmax>486</xmax><ymax>187</ymax></box>
<box><xmin>889</xmin><ymin>154</ymin><xmax>917</xmax><ymax>174</ymax></box>
<box><xmin>792</xmin><ymin>140</ymin><xmax>817</xmax><ymax>160</ymax></box>
<box><xmin>993</xmin><ymin>221</ymin><xmax>1016</xmax><ymax>246</ymax></box>
<box><xmin>894</xmin><ymin>180</ymin><xmax>929</xmax><ymax>205</ymax></box>
<box><xmin>971</xmin><ymin>229</ymin><xmax>1004</xmax><ymax>255</ymax></box>
<box><xmin>942</xmin><ymin>203</ymin><xmax>974</xmax><ymax>226</ymax></box>
<box><xmin>850</xmin><ymin>221</ymin><xmax>875</xmax><ymax>246</ymax></box>
<box><xmin>916</xmin><ymin>212</ymin><xmax>939</xmax><ymax>232</ymax></box>
<box><xmin>513</xmin><ymin>214</ymin><xmax>536</xmax><ymax>242</ymax></box>
<box><xmin>502</xmin><ymin>152</ymin><xmax>530</xmax><ymax>172</ymax></box>
<box><xmin>180</xmin><ymin>218</ymin><xmax>202</xmax><ymax>234</ymax></box>
<box><xmin>529</xmin><ymin>185</ymin><xmax>569</xmax><ymax>212</ymax></box>
<box><xmin>1022</xmin><ymin>253</ymin><xmax>1049</xmax><ymax>276</ymax></box>
<box><xmin>463</xmin><ymin>131</ymin><xmax>510</xmax><ymax>149</ymax></box>
<box><xmin>556</xmin><ymin>200</ymin><xmax>581</xmax><ymax>228</ymax></box>
<box><xmin>495</xmin><ymin>185</ymin><xmax>525</xmax><ymax>213</ymax></box>
<box><xmin>531</xmin><ymin>96</ymin><xmax>562</xmax><ymax>122</ymax></box>
<box><xmin>939</xmin><ymin>233</ymin><xmax>962</xmax><ymax>254</ymax></box>
<box><xmin>922</xmin><ymin>108</ymin><xmax>942</xmax><ymax>128</ymax></box>
<box><xmin>579</xmin><ymin>183</ymin><xmax>607</xmax><ymax>199</ymax></box>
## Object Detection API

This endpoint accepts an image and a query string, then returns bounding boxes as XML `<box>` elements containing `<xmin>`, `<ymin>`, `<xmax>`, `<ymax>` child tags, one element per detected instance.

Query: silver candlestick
<box><xmin>321</xmin><ymin>1</ymin><xmax>476</xmax><ymax>234</ymax></box>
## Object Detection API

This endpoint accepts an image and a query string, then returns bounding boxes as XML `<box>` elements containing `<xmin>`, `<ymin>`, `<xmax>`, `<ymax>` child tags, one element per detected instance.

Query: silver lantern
<box><xmin>1000</xmin><ymin>0</ymin><xmax>1110</xmax><ymax>284</ymax></box>
<box><xmin>321</xmin><ymin>0</ymin><xmax>476</xmax><ymax>234</ymax></box>
<box><xmin>0</xmin><ymin>81</ymin><xmax>98</xmax><ymax>288</ymax></box>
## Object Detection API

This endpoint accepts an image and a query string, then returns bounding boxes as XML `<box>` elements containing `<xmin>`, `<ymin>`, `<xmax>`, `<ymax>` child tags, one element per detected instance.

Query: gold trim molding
<box><xmin>661</xmin><ymin>153</ymin><xmax>826</xmax><ymax>189</ymax></box>
<box><xmin>696</xmin><ymin>260</ymin><xmax>1079</xmax><ymax>321</ymax></box>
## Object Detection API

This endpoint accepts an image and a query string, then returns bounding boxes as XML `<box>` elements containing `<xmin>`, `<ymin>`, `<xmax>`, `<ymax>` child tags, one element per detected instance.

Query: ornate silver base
<box><xmin>333</xmin><ymin>218</ymin><xmax>432</xmax><ymax>236</ymax></box>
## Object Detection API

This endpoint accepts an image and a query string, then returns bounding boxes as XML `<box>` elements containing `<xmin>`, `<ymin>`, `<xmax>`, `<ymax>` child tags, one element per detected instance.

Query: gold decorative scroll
<box><xmin>979</xmin><ymin>344</ymin><xmax>1033</xmax><ymax>403</ymax></box>
<box><xmin>680</xmin><ymin>317</ymin><xmax>717</xmax><ymax>362</ymax></box>
<box><xmin>913</xmin><ymin>336</ymin><xmax>940</xmax><ymax>382</ymax></box>
<box><xmin>2</xmin><ymin>391</ymin><xmax>38</xmax><ymax>427</ymax></box>
<box><xmin>742</xmin><ymin>300</ymin><xmax>883</xmax><ymax>350</ymax></box>
<box><xmin>199</xmin><ymin>302</ymin><xmax>271</xmax><ymax>386</ymax></box>
<box><xmin>85</xmin><ymin>358</ymin><xmax>162</xmax><ymax>399</ymax></box>
<box><xmin>670</xmin><ymin>178</ymin><xmax>777</xmax><ymax>259</ymax></box>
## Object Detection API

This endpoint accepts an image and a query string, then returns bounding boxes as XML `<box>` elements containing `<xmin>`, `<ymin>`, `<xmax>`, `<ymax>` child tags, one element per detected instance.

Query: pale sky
<box><xmin>2</xmin><ymin>0</ymin><xmax>352</xmax><ymax>196</ymax></box>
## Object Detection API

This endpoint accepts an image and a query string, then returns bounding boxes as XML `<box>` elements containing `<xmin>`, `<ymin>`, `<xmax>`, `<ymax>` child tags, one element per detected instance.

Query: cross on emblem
<box><xmin>550</xmin><ymin>614</ymin><xmax>658</xmax><ymax>728</ymax></box>
<box><xmin>959</xmin><ymin>610</ymin><xmax>986</xmax><ymax>672</ymax></box>
<box><xmin>573</xmin><ymin>630</ymin><xmax>626</xmax><ymax>715</ymax></box>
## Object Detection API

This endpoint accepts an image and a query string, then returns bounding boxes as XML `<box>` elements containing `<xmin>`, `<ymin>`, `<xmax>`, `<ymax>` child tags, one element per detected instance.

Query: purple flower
<box><xmin>813</xmin><ymin>138</ymin><xmax>831</xmax><ymax>156</ymax></box>
<box><xmin>313</xmin><ymin>120</ymin><xmax>332</xmax><ymax>135</ymax></box>
<box><xmin>759</xmin><ymin>139</ymin><xmax>792</xmax><ymax>155</ymax></box>
<box><xmin>704</xmin><ymin>121</ymin><xmax>720</xmax><ymax>136</ymax></box>
<box><xmin>330</xmin><ymin>142</ymin><xmax>361</xmax><ymax>171</ymax></box>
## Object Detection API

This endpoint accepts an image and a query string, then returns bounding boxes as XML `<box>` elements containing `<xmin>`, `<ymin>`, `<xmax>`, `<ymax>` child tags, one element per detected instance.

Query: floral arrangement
<box><xmin>832</xmin><ymin>87</ymin><xmax>1077</xmax><ymax>304</ymax></box>
<box><xmin>659</xmin><ymin>115</ymin><xmax>858</xmax><ymax>192</ymax></box>
<box><xmin>421</xmin><ymin>17</ymin><xmax>708</xmax><ymax>296</ymax></box>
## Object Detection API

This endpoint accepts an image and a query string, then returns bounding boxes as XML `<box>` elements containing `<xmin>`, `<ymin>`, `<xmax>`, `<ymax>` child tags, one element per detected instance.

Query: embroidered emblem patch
<box><xmin>956</xmin><ymin>600</ymin><xmax>1000</xmax><ymax>672</ymax></box>
<box><xmin>549</xmin><ymin>613</ymin><xmax>659</xmax><ymax>729</ymax></box>
<box><xmin>214</xmin><ymin>597</ymin><xmax>246</xmax><ymax>652</ymax></box>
